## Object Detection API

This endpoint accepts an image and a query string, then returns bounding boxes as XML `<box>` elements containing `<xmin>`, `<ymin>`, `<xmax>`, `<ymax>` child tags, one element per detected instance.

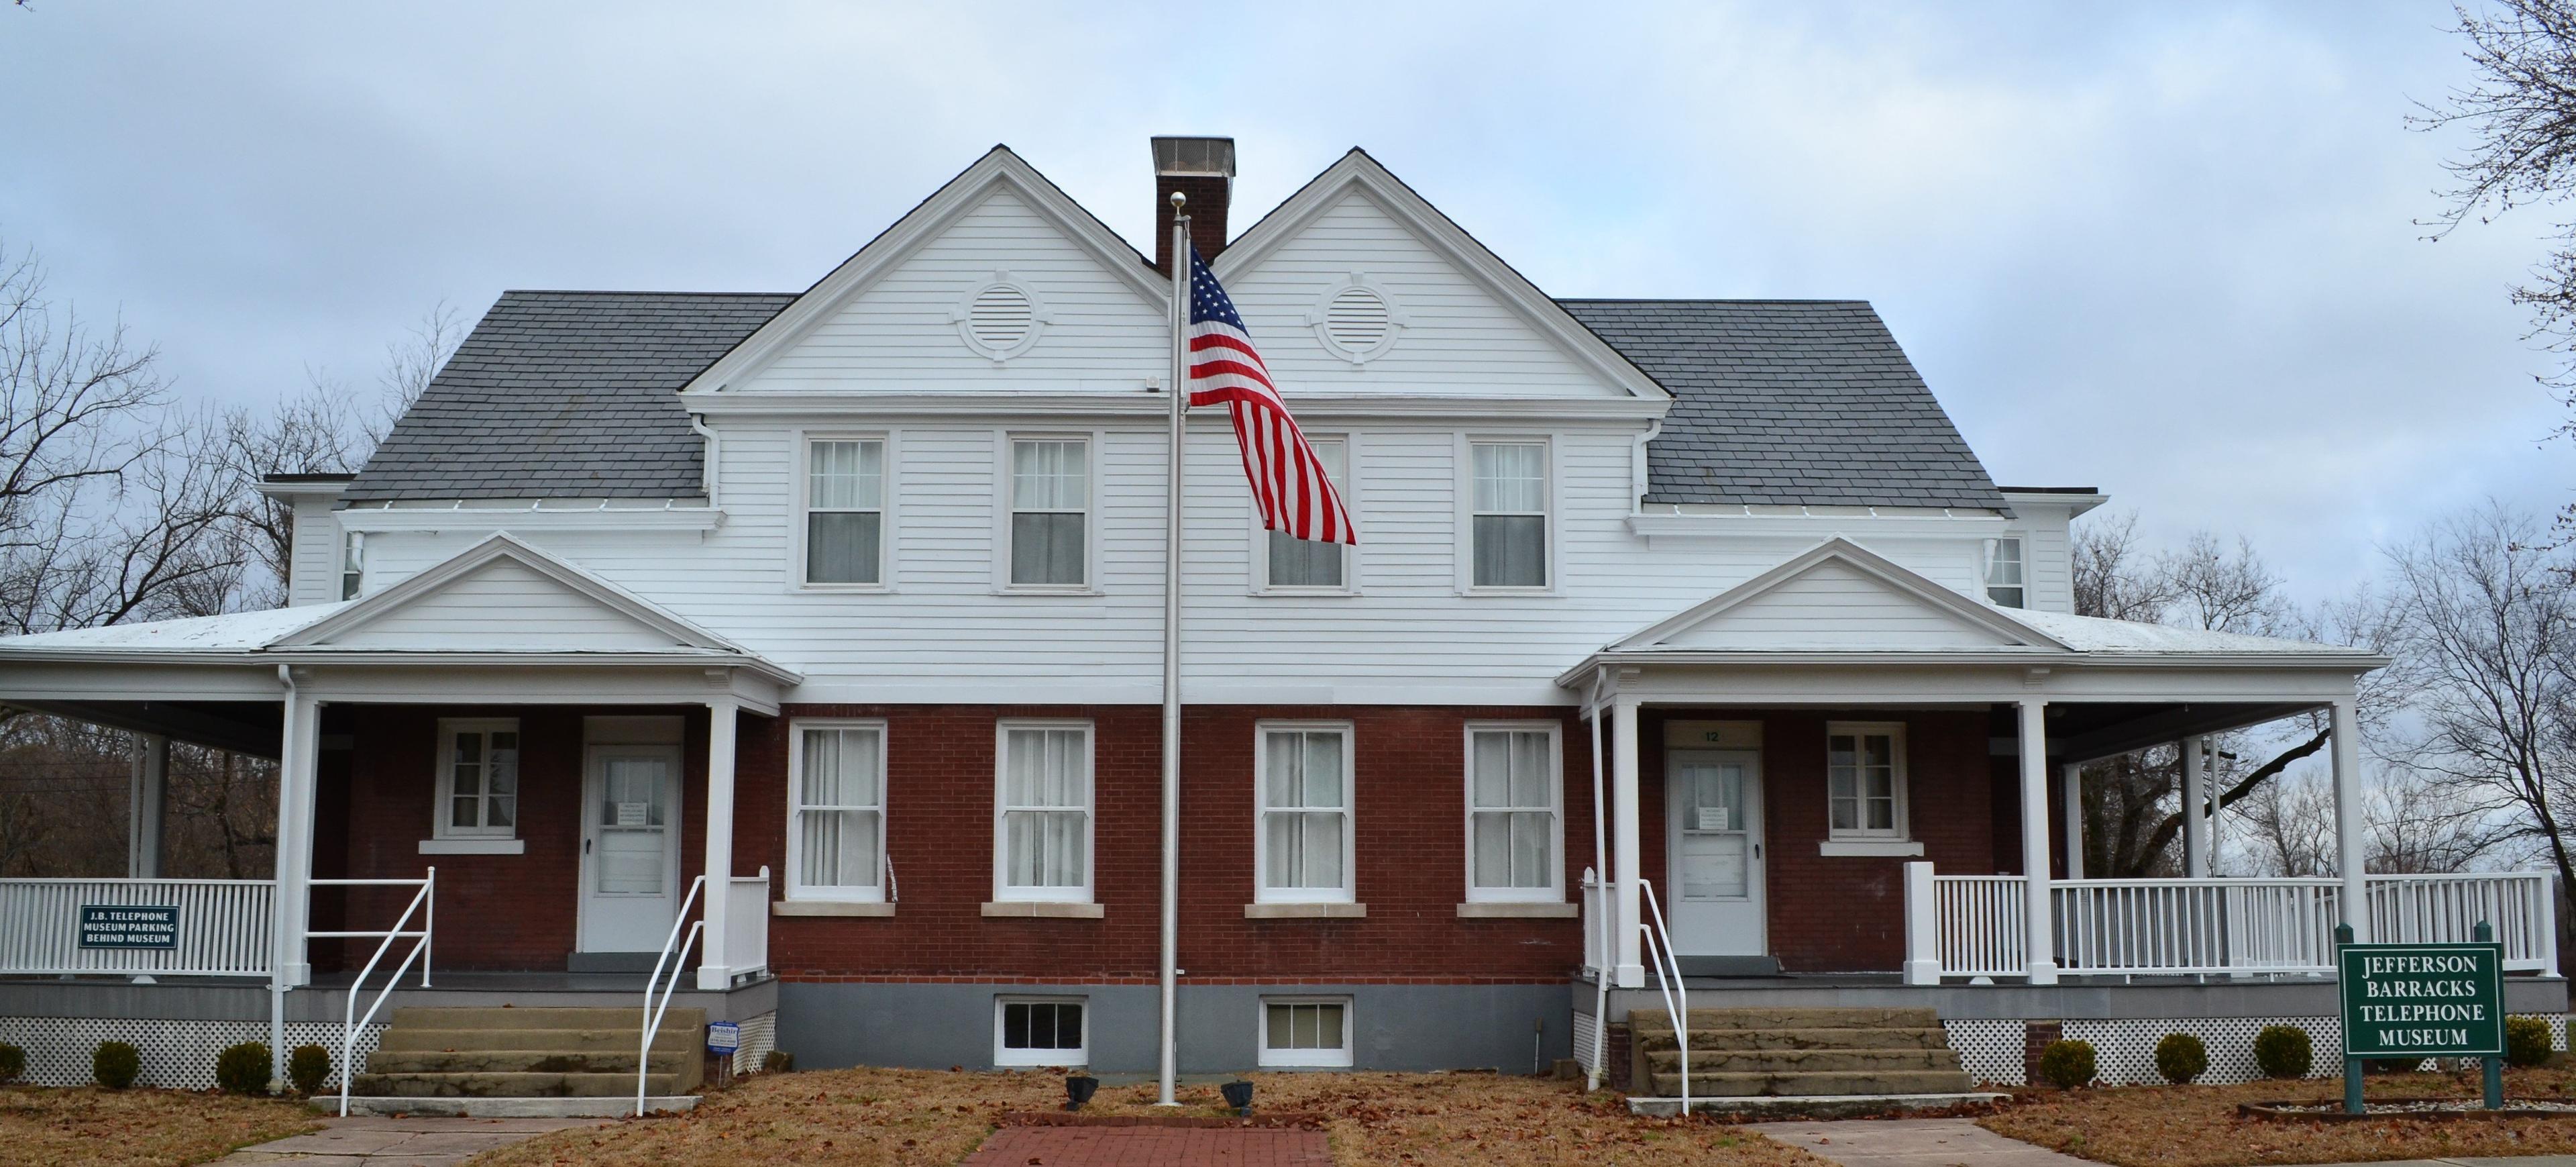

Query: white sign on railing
<box><xmin>0</xmin><ymin>879</ymin><xmax>272</xmax><ymax>977</ymax></box>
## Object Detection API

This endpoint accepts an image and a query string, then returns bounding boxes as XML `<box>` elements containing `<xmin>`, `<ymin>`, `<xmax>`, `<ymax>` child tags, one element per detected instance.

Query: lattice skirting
<box><xmin>1943</xmin><ymin>1014</ymin><xmax>2572</xmax><ymax>1088</ymax></box>
<box><xmin>1571</xmin><ymin>1012</ymin><xmax>1599</xmax><ymax>1076</ymax></box>
<box><xmin>0</xmin><ymin>1016</ymin><xmax>385</xmax><ymax>1090</ymax></box>
<box><xmin>732</xmin><ymin>1011</ymin><xmax>777</xmax><ymax>1071</ymax></box>
<box><xmin>1943</xmin><ymin>1019</ymin><xmax>2030</xmax><ymax>1085</ymax></box>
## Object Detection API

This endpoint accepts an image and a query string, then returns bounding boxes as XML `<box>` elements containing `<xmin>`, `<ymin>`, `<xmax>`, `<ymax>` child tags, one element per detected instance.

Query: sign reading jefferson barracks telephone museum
<box><xmin>2338</xmin><ymin>943</ymin><xmax>2505</xmax><ymax>1058</ymax></box>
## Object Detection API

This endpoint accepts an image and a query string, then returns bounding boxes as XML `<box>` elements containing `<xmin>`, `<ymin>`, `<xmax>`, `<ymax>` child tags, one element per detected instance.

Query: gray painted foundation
<box><xmin>776</xmin><ymin>981</ymin><xmax>1571</xmax><ymax>1074</ymax></box>
<box><xmin>1580</xmin><ymin>975</ymin><xmax>2571</xmax><ymax>1022</ymax></box>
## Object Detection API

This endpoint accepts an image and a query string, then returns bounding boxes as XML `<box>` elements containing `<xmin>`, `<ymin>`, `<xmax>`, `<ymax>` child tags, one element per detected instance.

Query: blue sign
<box><xmin>706</xmin><ymin>1021</ymin><xmax>739</xmax><ymax>1055</ymax></box>
<box><xmin>79</xmin><ymin>905</ymin><xmax>178</xmax><ymax>950</ymax></box>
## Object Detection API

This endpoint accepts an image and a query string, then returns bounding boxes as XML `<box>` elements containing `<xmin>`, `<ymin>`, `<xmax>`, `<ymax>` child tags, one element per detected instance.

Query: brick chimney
<box><xmin>1151</xmin><ymin>136</ymin><xmax>1234</xmax><ymax>275</ymax></box>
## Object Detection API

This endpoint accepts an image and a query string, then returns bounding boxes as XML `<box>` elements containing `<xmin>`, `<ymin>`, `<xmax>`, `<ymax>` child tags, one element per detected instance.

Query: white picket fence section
<box><xmin>2053</xmin><ymin>878</ymin><xmax>2342</xmax><ymax>975</ymax></box>
<box><xmin>0</xmin><ymin>878</ymin><xmax>273</xmax><ymax>977</ymax></box>
<box><xmin>1929</xmin><ymin>874</ymin><xmax>2026</xmax><ymax>978</ymax></box>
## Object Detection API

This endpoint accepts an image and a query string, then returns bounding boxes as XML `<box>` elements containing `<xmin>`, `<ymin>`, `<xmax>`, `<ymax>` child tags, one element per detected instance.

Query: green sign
<box><xmin>2339</xmin><ymin>942</ymin><xmax>2505</xmax><ymax>1058</ymax></box>
<box><xmin>78</xmin><ymin>905</ymin><xmax>178</xmax><ymax>950</ymax></box>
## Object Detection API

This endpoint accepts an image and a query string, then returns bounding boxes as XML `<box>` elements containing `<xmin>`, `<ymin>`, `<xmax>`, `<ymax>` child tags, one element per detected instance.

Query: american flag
<box><xmin>1185</xmin><ymin>248</ymin><xmax>1356</xmax><ymax>545</ymax></box>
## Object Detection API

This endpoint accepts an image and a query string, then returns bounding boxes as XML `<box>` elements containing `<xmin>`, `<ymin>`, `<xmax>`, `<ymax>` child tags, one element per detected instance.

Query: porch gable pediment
<box><xmin>272</xmin><ymin>534</ymin><xmax>745</xmax><ymax>656</ymax></box>
<box><xmin>1612</xmin><ymin>537</ymin><xmax>2070</xmax><ymax>654</ymax></box>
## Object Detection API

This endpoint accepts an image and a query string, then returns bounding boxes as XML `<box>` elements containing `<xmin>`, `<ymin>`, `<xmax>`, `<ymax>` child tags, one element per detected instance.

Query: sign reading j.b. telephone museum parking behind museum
<box><xmin>78</xmin><ymin>905</ymin><xmax>179</xmax><ymax>950</ymax></box>
<box><xmin>2339</xmin><ymin>942</ymin><xmax>2505</xmax><ymax>1058</ymax></box>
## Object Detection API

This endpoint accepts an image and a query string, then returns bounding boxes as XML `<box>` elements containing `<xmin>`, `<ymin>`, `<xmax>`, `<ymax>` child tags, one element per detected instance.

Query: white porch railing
<box><xmin>1913</xmin><ymin>864</ymin><xmax>2561</xmax><ymax>980</ymax></box>
<box><xmin>0</xmin><ymin>878</ymin><xmax>273</xmax><ymax>977</ymax></box>
<box><xmin>724</xmin><ymin>867</ymin><xmax>770</xmax><ymax>982</ymax></box>
<box><xmin>1580</xmin><ymin>867</ymin><xmax>1607</xmax><ymax>978</ymax></box>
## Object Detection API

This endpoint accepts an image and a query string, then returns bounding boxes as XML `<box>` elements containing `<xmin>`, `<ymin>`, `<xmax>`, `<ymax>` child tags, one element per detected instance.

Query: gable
<box><xmin>1652</xmin><ymin>559</ymin><xmax>2027</xmax><ymax>651</ymax></box>
<box><xmin>314</xmin><ymin>557</ymin><xmax>694</xmax><ymax>652</ymax></box>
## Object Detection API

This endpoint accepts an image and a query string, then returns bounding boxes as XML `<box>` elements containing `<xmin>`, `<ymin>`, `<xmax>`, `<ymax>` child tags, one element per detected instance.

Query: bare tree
<box><xmin>369</xmin><ymin>301</ymin><xmax>460</xmax><ymax>444</ymax></box>
<box><xmin>215</xmin><ymin>384</ymin><xmax>372</xmax><ymax>608</ymax></box>
<box><xmin>2235</xmin><ymin>765</ymin><xmax>2506</xmax><ymax>877</ymax></box>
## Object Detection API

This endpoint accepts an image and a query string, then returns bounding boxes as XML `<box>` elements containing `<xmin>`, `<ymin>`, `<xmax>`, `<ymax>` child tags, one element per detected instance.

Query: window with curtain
<box><xmin>998</xmin><ymin>723</ymin><xmax>1091</xmax><ymax>899</ymax></box>
<box><xmin>1467</xmin><ymin>726</ymin><xmax>1558</xmax><ymax>899</ymax></box>
<box><xmin>791</xmin><ymin>723</ymin><xmax>884</xmax><ymax>901</ymax></box>
<box><xmin>339</xmin><ymin>531</ymin><xmax>365</xmax><ymax>601</ymax></box>
<box><xmin>1267</xmin><ymin>437</ymin><xmax>1349</xmax><ymax>589</ymax></box>
<box><xmin>1257</xmin><ymin>726</ymin><xmax>1351</xmax><ymax>902</ymax></box>
<box><xmin>1826</xmin><ymin>723</ymin><xmax>1906</xmax><ymax>839</ymax></box>
<box><xmin>436</xmin><ymin>719</ymin><xmax>519</xmax><ymax>838</ymax></box>
<box><xmin>1010</xmin><ymin>438</ymin><xmax>1087</xmax><ymax>587</ymax></box>
<box><xmin>1984</xmin><ymin>537</ymin><xmax>2025</xmax><ymax>607</ymax></box>
<box><xmin>1469</xmin><ymin>441</ymin><xmax>1548</xmax><ymax>588</ymax></box>
<box><xmin>806</xmin><ymin>439</ymin><xmax>885</xmax><ymax>585</ymax></box>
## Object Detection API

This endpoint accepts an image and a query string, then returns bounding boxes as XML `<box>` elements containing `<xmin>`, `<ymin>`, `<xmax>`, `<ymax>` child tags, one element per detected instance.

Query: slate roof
<box><xmin>347</xmin><ymin>291</ymin><xmax>2008</xmax><ymax>511</ymax></box>
<box><xmin>341</xmin><ymin>291</ymin><xmax>795</xmax><ymax>502</ymax></box>
<box><xmin>1558</xmin><ymin>299</ymin><xmax>2008</xmax><ymax>511</ymax></box>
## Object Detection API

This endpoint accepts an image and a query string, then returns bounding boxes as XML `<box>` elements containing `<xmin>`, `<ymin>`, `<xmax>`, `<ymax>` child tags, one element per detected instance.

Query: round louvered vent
<box><xmin>968</xmin><ymin>283</ymin><xmax>1034</xmax><ymax>351</ymax></box>
<box><xmin>1324</xmin><ymin>286</ymin><xmax>1391</xmax><ymax>351</ymax></box>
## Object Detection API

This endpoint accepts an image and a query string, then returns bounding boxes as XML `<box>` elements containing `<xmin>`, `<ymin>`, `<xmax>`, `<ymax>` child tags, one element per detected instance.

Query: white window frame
<box><xmin>432</xmin><ymin>718</ymin><xmax>521</xmax><ymax>841</ymax></box>
<box><xmin>1252</xmin><ymin>721</ymin><xmax>1357</xmax><ymax>905</ymax></box>
<box><xmin>1257</xmin><ymin>995</ymin><xmax>1355</xmax><ymax>1068</ymax></box>
<box><xmin>992</xmin><ymin>719</ymin><xmax>1095</xmax><ymax>903</ymax></box>
<box><xmin>794</xmin><ymin>431</ymin><xmax>896</xmax><ymax>593</ymax></box>
<box><xmin>339</xmin><ymin>530</ymin><xmax>365</xmax><ymax>601</ymax></box>
<box><xmin>1462</xmin><ymin>721</ymin><xmax>1565</xmax><ymax>904</ymax></box>
<box><xmin>1456</xmin><ymin>435</ymin><xmax>1560</xmax><ymax>595</ymax></box>
<box><xmin>1983</xmin><ymin>536</ymin><xmax>2025</xmax><ymax>609</ymax></box>
<box><xmin>994</xmin><ymin>432</ymin><xmax>1102</xmax><ymax>595</ymax></box>
<box><xmin>1250</xmin><ymin>433</ymin><xmax>1359</xmax><ymax>596</ymax></box>
<box><xmin>1824</xmin><ymin>721</ymin><xmax>1909</xmax><ymax>842</ymax></box>
<box><xmin>784</xmin><ymin>718</ymin><xmax>888</xmax><ymax>903</ymax></box>
<box><xmin>993</xmin><ymin>995</ymin><xmax>1089</xmax><ymax>1067</ymax></box>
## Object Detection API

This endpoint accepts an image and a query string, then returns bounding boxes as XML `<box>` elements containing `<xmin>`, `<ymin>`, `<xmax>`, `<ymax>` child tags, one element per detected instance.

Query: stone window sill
<box><xmin>1456</xmin><ymin>901</ymin><xmax>1578</xmax><ymax>919</ymax></box>
<box><xmin>418</xmin><ymin>838</ymin><xmax>523</xmax><ymax>856</ymax></box>
<box><xmin>773</xmin><ymin>900</ymin><xmax>894</xmax><ymax>917</ymax></box>
<box><xmin>1818</xmin><ymin>839</ymin><xmax>1926</xmax><ymax>858</ymax></box>
<box><xmin>981</xmin><ymin>901</ymin><xmax>1104</xmax><ymax>919</ymax></box>
<box><xmin>1243</xmin><ymin>902</ymin><xmax>1367</xmax><ymax>919</ymax></box>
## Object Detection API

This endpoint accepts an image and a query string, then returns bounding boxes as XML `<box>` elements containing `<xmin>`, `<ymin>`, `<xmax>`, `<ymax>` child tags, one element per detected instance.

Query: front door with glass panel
<box><xmin>1665</xmin><ymin>748</ymin><xmax>1765</xmax><ymax>956</ymax></box>
<box><xmin>579</xmin><ymin>746</ymin><xmax>682</xmax><ymax>952</ymax></box>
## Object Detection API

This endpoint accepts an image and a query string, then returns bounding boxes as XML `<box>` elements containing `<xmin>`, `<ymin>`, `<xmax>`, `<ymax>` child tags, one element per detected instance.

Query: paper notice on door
<box><xmin>1696</xmin><ymin>807</ymin><xmax>1729</xmax><ymax>831</ymax></box>
<box><xmin>615</xmin><ymin>801</ymin><xmax>648</xmax><ymax>827</ymax></box>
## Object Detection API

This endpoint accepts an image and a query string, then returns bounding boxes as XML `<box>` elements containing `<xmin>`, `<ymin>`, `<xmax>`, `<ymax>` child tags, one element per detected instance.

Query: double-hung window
<box><xmin>1825</xmin><ymin>723</ymin><xmax>1907</xmax><ymax>840</ymax></box>
<box><xmin>1465</xmin><ymin>725</ymin><xmax>1561</xmax><ymax>901</ymax></box>
<box><xmin>996</xmin><ymin>722</ymin><xmax>1092</xmax><ymax>901</ymax></box>
<box><xmin>1984</xmin><ymin>537</ymin><xmax>2025</xmax><ymax>608</ymax></box>
<box><xmin>806</xmin><ymin>438</ymin><xmax>885</xmax><ymax>586</ymax></box>
<box><xmin>788</xmin><ymin>721</ymin><xmax>885</xmax><ymax>901</ymax></box>
<box><xmin>1468</xmin><ymin>441</ymin><xmax>1548</xmax><ymax>589</ymax></box>
<box><xmin>339</xmin><ymin>531</ymin><xmax>365</xmax><ymax>601</ymax></box>
<box><xmin>1266</xmin><ymin>437</ymin><xmax>1350</xmax><ymax>590</ymax></box>
<box><xmin>1009</xmin><ymin>438</ymin><xmax>1088</xmax><ymax>588</ymax></box>
<box><xmin>1255</xmin><ymin>724</ymin><xmax>1353</xmax><ymax>903</ymax></box>
<box><xmin>436</xmin><ymin>719</ymin><xmax>519</xmax><ymax>840</ymax></box>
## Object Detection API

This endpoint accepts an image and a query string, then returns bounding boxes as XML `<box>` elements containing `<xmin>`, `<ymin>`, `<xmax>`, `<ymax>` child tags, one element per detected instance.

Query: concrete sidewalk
<box><xmin>1749</xmin><ymin>1117</ymin><xmax>2576</xmax><ymax>1167</ymax></box>
<box><xmin>207</xmin><ymin>1115</ymin><xmax>604</xmax><ymax>1165</ymax></box>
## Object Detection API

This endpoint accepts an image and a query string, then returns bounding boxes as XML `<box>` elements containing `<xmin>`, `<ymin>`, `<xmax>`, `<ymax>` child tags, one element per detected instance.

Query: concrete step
<box><xmin>362</xmin><ymin>1050</ymin><xmax>696</xmax><ymax>1076</ymax></box>
<box><xmin>1633</xmin><ymin>1026</ymin><xmax>1949</xmax><ymax>1053</ymax></box>
<box><xmin>1645</xmin><ymin>1048</ymin><xmax>1962</xmax><ymax>1074</ymax></box>
<box><xmin>376</xmin><ymin>1027</ymin><xmax>699</xmax><ymax>1055</ymax></box>
<box><xmin>1648</xmin><ymin>1069</ymin><xmax>1977</xmax><ymax>1098</ymax></box>
<box><xmin>387</xmin><ymin>1006</ymin><xmax>706</xmax><ymax>1031</ymax></box>
<box><xmin>1627</xmin><ymin>1007</ymin><xmax>1939</xmax><ymax>1031</ymax></box>
<box><xmin>352</xmin><ymin>1070</ymin><xmax>695</xmax><ymax>1099</ymax></box>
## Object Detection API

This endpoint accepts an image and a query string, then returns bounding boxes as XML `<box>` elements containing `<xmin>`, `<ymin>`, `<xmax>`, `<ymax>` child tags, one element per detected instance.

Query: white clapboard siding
<box><xmin>286</xmin><ymin>495</ymin><xmax>343</xmax><ymax>608</ymax></box>
<box><xmin>1652</xmin><ymin>560</ymin><xmax>2022</xmax><ymax>651</ymax></box>
<box><xmin>316</xmin><ymin>558</ymin><xmax>684</xmax><ymax>652</ymax></box>
<box><xmin>739</xmin><ymin>188</ymin><xmax>1166</xmax><ymax>389</ymax></box>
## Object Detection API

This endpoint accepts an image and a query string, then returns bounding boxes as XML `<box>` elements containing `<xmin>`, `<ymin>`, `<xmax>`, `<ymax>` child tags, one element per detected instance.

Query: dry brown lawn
<box><xmin>466</xmin><ymin>1067</ymin><xmax>1830</xmax><ymax>1167</ymax></box>
<box><xmin>1980</xmin><ymin>1066</ymin><xmax>2576</xmax><ymax>1166</ymax></box>
<box><xmin>0</xmin><ymin>1084</ymin><xmax>319</xmax><ymax>1167</ymax></box>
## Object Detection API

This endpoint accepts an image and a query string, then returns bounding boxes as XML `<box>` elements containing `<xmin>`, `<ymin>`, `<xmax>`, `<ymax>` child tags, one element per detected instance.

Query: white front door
<box><xmin>1665</xmin><ymin>748</ymin><xmax>1765</xmax><ymax>957</ymax></box>
<box><xmin>579</xmin><ymin>745</ymin><xmax>682</xmax><ymax>953</ymax></box>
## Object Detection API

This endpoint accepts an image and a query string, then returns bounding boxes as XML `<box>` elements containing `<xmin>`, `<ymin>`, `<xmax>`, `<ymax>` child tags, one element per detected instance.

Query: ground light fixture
<box><xmin>1221</xmin><ymin>1079</ymin><xmax>1254</xmax><ymax>1116</ymax></box>
<box><xmin>1064</xmin><ymin>1074</ymin><xmax>1099</xmax><ymax>1111</ymax></box>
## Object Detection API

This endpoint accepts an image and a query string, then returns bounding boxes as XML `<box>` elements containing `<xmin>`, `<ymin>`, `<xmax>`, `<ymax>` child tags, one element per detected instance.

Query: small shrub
<box><xmin>2154</xmin><ymin>1032</ymin><xmax>2208</xmax><ymax>1084</ymax></box>
<box><xmin>288</xmin><ymin>1044</ymin><xmax>331</xmax><ymax>1095</ymax></box>
<box><xmin>93</xmin><ymin>1040</ymin><xmax>140</xmax><ymax>1090</ymax></box>
<box><xmin>2507</xmin><ymin>1016</ymin><xmax>2555</xmax><ymax>1068</ymax></box>
<box><xmin>2253</xmin><ymin>1024</ymin><xmax>2312</xmax><ymax>1080</ymax></box>
<box><xmin>214</xmin><ymin>1042</ymin><xmax>270</xmax><ymax>1095</ymax></box>
<box><xmin>2038</xmin><ymin>1038</ymin><xmax>2096</xmax><ymax>1088</ymax></box>
<box><xmin>762</xmin><ymin>1050</ymin><xmax>794</xmax><ymax>1074</ymax></box>
<box><xmin>0</xmin><ymin>1042</ymin><xmax>23</xmax><ymax>1084</ymax></box>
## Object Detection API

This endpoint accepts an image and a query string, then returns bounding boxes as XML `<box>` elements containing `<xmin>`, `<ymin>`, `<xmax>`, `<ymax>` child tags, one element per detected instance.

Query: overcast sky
<box><xmin>0</xmin><ymin>2</ymin><xmax>2559</xmax><ymax>601</ymax></box>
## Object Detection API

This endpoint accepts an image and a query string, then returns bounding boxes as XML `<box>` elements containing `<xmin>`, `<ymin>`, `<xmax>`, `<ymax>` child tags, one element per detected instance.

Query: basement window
<box><xmin>995</xmin><ymin>997</ymin><xmax>1087</xmax><ymax>1067</ymax></box>
<box><xmin>1258</xmin><ymin>997</ymin><xmax>1352</xmax><ymax>1068</ymax></box>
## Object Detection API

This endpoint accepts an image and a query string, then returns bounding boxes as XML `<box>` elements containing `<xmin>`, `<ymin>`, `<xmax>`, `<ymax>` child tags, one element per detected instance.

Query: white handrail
<box><xmin>639</xmin><ymin>875</ymin><xmax>706</xmax><ymax>1117</ymax></box>
<box><xmin>319</xmin><ymin>868</ymin><xmax>433</xmax><ymax>1117</ymax></box>
<box><xmin>1639</xmin><ymin>878</ymin><xmax>1689</xmax><ymax>1113</ymax></box>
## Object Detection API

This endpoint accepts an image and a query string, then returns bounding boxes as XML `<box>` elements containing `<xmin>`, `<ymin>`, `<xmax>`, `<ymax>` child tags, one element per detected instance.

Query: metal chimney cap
<box><xmin>1151</xmin><ymin>136</ymin><xmax>1236</xmax><ymax>178</ymax></box>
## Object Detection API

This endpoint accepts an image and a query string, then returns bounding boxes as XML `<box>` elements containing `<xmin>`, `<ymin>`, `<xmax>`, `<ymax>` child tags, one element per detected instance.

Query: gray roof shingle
<box><xmin>341</xmin><ymin>291</ymin><xmax>794</xmax><ymax>502</ymax></box>
<box><xmin>348</xmin><ymin>291</ymin><xmax>2006</xmax><ymax>512</ymax></box>
<box><xmin>1559</xmin><ymin>299</ymin><xmax>2007</xmax><ymax>511</ymax></box>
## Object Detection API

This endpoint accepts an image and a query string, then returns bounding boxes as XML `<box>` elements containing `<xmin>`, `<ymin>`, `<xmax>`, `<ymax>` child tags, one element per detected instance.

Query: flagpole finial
<box><xmin>1170</xmin><ymin>190</ymin><xmax>1187</xmax><ymax>218</ymax></box>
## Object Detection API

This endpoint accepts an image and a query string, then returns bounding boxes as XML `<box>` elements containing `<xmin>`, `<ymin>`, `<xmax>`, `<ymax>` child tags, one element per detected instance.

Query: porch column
<box><xmin>2017</xmin><ymin>699</ymin><xmax>2057</xmax><ymax>984</ymax></box>
<box><xmin>272</xmin><ymin>675</ymin><xmax>321</xmax><ymax>988</ymax></box>
<box><xmin>2330</xmin><ymin>699</ymin><xmax>2368</xmax><ymax>941</ymax></box>
<box><xmin>2181</xmin><ymin>737</ymin><xmax>2208</xmax><ymax>878</ymax></box>
<box><xmin>697</xmin><ymin>695</ymin><xmax>738</xmax><ymax>991</ymax></box>
<box><xmin>127</xmin><ymin>732</ymin><xmax>167</xmax><ymax>880</ymax></box>
<box><xmin>1611</xmin><ymin>695</ymin><xmax>1644</xmax><ymax>988</ymax></box>
<box><xmin>2059</xmin><ymin>761</ymin><xmax>2084</xmax><ymax>881</ymax></box>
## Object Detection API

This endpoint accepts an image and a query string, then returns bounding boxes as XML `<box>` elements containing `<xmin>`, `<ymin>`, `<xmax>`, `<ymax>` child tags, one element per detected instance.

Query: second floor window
<box><xmin>1470</xmin><ymin>441</ymin><xmax>1548</xmax><ymax>589</ymax></box>
<box><xmin>1010</xmin><ymin>438</ymin><xmax>1087</xmax><ymax>587</ymax></box>
<box><xmin>1267</xmin><ymin>438</ymin><xmax>1349</xmax><ymax>589</ymax></box>
<box><xmin>998</xmin><ymin>723</ymin><xmax>1091</xmax><ymax>900</ymax></box>
<box><xmin>340</xmin><ymin>531</ymin><xmax>365</xmax><ymax>601</ymax></box>
<box><xmin>1984</xmin><ymin>537</ymin><xmax>2025</xmax><ymax>608</ymax></box>
<box><xmin>806</xmin><ymin>439</ymin><xmax>885</xmax><ymax>585</ymax></box>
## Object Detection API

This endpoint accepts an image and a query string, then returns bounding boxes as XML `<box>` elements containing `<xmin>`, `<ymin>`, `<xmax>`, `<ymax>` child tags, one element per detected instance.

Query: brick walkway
<box><xmin>963</xmin><ymin>1124</ymin><xmax>1332</xmax><ymax>1166</ymax></box>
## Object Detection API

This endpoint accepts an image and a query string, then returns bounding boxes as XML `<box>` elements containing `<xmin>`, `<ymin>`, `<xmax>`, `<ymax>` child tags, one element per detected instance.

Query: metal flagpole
<box><xmin>1158</xmin><ymin>192</ymin><xmax>1189</xmax><ymax>1106</ymax></box>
